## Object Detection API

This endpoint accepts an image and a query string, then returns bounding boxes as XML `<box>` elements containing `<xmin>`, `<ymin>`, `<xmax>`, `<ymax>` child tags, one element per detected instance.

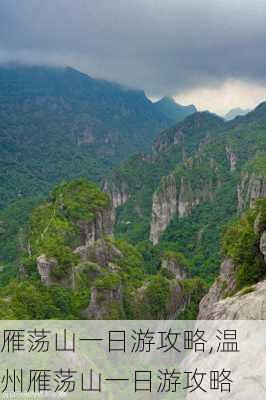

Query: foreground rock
<box><xmin>198</xmin><ymin>258</ymin><xmax>236</xmax><ymax>319</ymax></box>
<box><xmin>199</xmin><ymin>280</ymin><xmax>266</xmax><ymax>319</ymax></box>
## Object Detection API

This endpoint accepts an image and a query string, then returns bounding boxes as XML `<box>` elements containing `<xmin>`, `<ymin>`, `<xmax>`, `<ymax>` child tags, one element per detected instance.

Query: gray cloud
<box><xmin>1</xmin><ymin>0</ymin><xmax>266</xmax><ymax>97</ymax></box>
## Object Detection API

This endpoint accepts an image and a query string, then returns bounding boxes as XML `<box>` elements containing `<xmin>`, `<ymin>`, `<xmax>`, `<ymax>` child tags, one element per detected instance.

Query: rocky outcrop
<box><xmin>149</xmin><ymin>172</ymin><xmax>215</xmax><ymax>245</ymax></box>
<box><xmin>166</xmin><ymin>281</ymin><xmax>190</xmax><ymax>319</ymax></box>
<box><xmin>225</xmin><ymin>146</ymin><xmax>237</xmax><ymax>171</ymax></box>
<box><xmin>133</xmin><ymin>279</ymin><xmax>188</xmax><ymax>320</ymax></box>
<box><xmin>153</xmin><ymin>128</ymin><xmax>184</xmax><ymax>153</ymax></box>
<box><xmin>75</xmin><ymin>238</ymin><xmax>122</xmax><ymax>267</ymax></box>
<box><xmin>77</xmin><ymin>207</ymin><xmax>115</xmax><ymax>247</ymax></box>
<box><xmin>178</xmin><ymin>176</ymin><xmax>201</xmax><ymax>218</ymax></box>
<box><xmin>260</xmin><ymin>231</ymin><xmax>266</xmax><ymax>262</ymax></box>
<box><xmin>102</xmin><ymin>180</ymin><xmax>130</xmax><ymax>208</ymax></box>
<box><xmin>37</xmin><ymin>255</ymin><xmax>57</xmax><ymax>285</ymax></box>
<box><xmin>85</xmin><ymin>284</ymin><xmax>123</xmax><ymax>319</ymax></box>
<box><xmin>199</xmin><ymin>280</ymin><xmax>266</xmax><ymax>319</ymax></box>
<box><xmin>161</xmin><ymin>254</ymin><xmax>187</xmax><ymax>280</ymax></box>
<box><xmin>237</xmin><ymin>172</ymin><xmax>266</xmax><ymax>211</ymax></box>
<box><xmin>150</xmin><ymin>174</ymin><xmax>177</xmax><ymax>245</ymax></box>
<box><xmin>198</xmin><ymin>219</ymin><xmax>266</xmax><ymax>319</ymax></box>
<box><xmin>37</xmin><ymin>202</ymin><xmax>115</xmax><ymax>285</ymax></box>
<box><xmin>198</xmin><ymin>258</ymin><xmax>236</xmax><ymax>319</ymax></box>
<box><xmin>37</xmin><ymin>254</ymin><xmax>74</xmax><ymax>288</ymax></box>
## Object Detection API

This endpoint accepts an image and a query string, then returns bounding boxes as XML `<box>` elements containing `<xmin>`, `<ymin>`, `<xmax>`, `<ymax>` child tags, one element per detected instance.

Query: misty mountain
<box><xmin>224</xmin><ymin>107</ymin><xmax>250</xmax><ymax>120</ymax></box>
<box><xmin>0</xmin><ymin>64</ymin><xmax>179</xmax><ymax>208</ymax></box>
<box><xmin>153</xmin><ymin>96</ymin><xmax>196</xmax><ymax>123</ymax></box>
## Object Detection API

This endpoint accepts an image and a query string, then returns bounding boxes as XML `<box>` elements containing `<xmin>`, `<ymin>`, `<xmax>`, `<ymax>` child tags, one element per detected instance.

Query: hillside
<box><xmin>153</xmin><ymin>96</ymin><xmax>196</xmax><ymax>123</ymax></box>
<box><xmin>0</xmin><ymin>179</ymin><xmax>206</xmax><ymax>319</ymax></box>
<box><xmin>0</xmin><ymin>64</ymin><xmax>178</xmax><ymax>209</ymax></box>
<box><xmin>104</xmin><ymin>103</ymin><xmax>266</xmax><ymax>283</ymax></box>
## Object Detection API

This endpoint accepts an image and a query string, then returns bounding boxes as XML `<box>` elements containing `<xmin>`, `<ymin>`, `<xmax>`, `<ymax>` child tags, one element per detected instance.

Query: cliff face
<box><xmin>102</xmin><ymin>180</ymin><xmax>130</xmax><ymax>209</ymax></box>
<box><xmin>77</xmin><ymin>207</ymin><xmax>115</xmax><ymax>246</ymax></box>
<box><xmin>149</xmin><ymin>170</ymin><xmax>216</xmax><ymax>245</ymax></box>
<box><xmin>197</xmin><ymin>258</ymin><xmax>236</xmax><ymax>319</ymax></box>
<box><xmin>198</xmin><ymin>204</ymin><xmax>266</xmax><ymax>320</ymax></box>
<box><xmin>149</xmin><ymin>174</ymin><xmax>177</xmax><ymax>245</ymax></box>
<box><xmin>198</xmin><ymin>280</ymin><xmax>266</xmax><ymax>319</ymax></box>
<box><xmin>36</xmin><ymin>204</ymin><xmax>115</xmax><ymax>288</ymax></box>
<box><xmin>237</xmin><ymin>172</ymin><xmax>266</xmax><ymax>211</ymax></box>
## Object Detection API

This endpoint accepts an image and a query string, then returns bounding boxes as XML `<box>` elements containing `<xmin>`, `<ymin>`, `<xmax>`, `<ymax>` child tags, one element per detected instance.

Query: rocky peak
<box><xmin>237</xmin><ymin>172</ymin><xmax>266</xmax><ymax>211</ymax></box>
<box><xmin>77</xmin><ymin>207</ymin><xmax>115</xmax><ymax>247</ymax></box>
<box><xmin>102</xmin><ymin>179</ymin><xmax>130</xmax><ymax>209</ymax></box>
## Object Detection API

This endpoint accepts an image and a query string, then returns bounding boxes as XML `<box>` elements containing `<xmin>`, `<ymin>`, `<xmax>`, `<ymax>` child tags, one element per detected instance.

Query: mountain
<box><xmin>0</xmin><ymin>178</ymin><xmax>206</xmax><ymax>319</ymax></box>
<box><xmin>103</xmin><ymin>103</ymin><xmax>266</xmax><ymax>284</ymax></box>
<box><xmin>224</xmin><ymin>107</ymin><xmax>250</xmax><ymax>120</ymax></box>
<box><xmin>153</xmin><ymin>96</ymin><xmax>196</xmax><ymax>123</ymax></box>
<box><xmin>3</xmin><ymin>101</ymin><xmax>266</xmax><ymax>320</ymax></box>
<box><xmin>1</xmin><ymin>65</ymin><xmax>266</xmax><ymax>320</ymax></box>
<box><xmin>0</xmin><ymin>64</ymin><xmax>175</xmax><ymax>209</ymax></box>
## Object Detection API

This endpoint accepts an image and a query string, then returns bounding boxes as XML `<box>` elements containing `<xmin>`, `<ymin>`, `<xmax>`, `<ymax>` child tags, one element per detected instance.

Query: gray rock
<box><xmin>198</xmin><ymin>258</ymin><xmax>236</xmax><ymax>319</ymax></box>
<box><xmin>75</xmin><ymin>238</ymin><xmax>122</xmax><ymax>267</ymax></box>
<box><xmin>102</xmin><ymin>180</ymin><xmax>130</xmax><ymax>208</ymax></box>
<box><xmin>237</xmin><ymin>172</ymin><xmax>266</xmax><ymax>211</ymax></box>
<box><xmin>149</xmin><ymin>168</ymin><xmax>216</xmax><ymax>245</ymax></box>
<box><xmin>260</xmin><ymin>231</ymin><xmax>266</xmax><ymax>262</ymax></box>
<box><xmin>226</xmin><ymin>145</ymin><xmax>238</xmax><ymax>171</ymax></box>
<box><xmin>200</xmin><ymin>280</ymin><xmax>266</xmax><ymax>319</ymax></box>
<box><xmin>37</xmin><ymin>254</ymin><xmax>58</xmax><ymax>285</ymax></box>
<box><xmin>77</xmin><ymin>207</ymin><xmax>115</xmax><ymax>247</ymax></box>
<box><xmin>85</xmin><ymin>285</ymin><xmax>123</xmax><ymax>319</ymax></box>
<box><xmin>150</xmin><ymin>173</ymin><xmax>177</xmax><ymax>245</ymax></box>
<box><xmin>161</xmin><ymin>256</ymin><xmax>187</xmax><ymax>280</ymax></box>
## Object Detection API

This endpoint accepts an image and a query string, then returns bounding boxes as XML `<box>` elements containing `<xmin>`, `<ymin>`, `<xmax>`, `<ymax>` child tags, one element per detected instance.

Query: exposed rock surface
<box><xmin>149</xmin><ymin>172</ymin><xmax>215</xmax><ymax>245</ymax></box>
<box><xmin>161</xmin><ymin>256</ymin><xmax>187</xmax><ymax>280</ymax></box>
<box><xmin>200</xmin><ymin>280</ymin><xmax>266</xmax><ymax>319</ymax></box>
<box><xmin>153</xmin><ymin>127</ymin><xmax>185</xmax><ymax>153</ymax></box>
<box><xmin>237</xmin><ymin>173</ymin><xmax>266</xmax><ymax>211</ymax></box>
<box><xmin>85</xmin><ymin>285</ymin><xmax>123</xmax><ymax>319</ymax></box>
<box><xmin>198</xmin><ymin>258</ymin><xmax>236</xmax><ymax>319</ymax></box>
<box><xmin>198</xmin><ymin>221</ymin><xmax>266</xmax><ymax>319</ymax></box>
<box><xmin>133</xmin><ymin>279</ymin><xmax>188</xmax><ymax>320</ymax></box>
<box><xmin>102</xmin><ymin>180</ymin><xmax>130</xmax><ymax>208</ymax></box>
<box><xmin>37</xmin><ymin>203</ymin><xmax>115</xmax><ymax>286</ymax></box>
<box><xmin>77</xmin><ymin>207</ymin><xmax>115</xmax><ymax>246</ymax></box>
<box><xmin>150</xmin><ymin>173</ymin><xmax>177</xmax><ymax>245</ymax></box>
<box><xmin>75</xmin><ymin>238</ymin><xmax>122</xmax><ymax>267</ymax></box>
<box><xmin>37</xmin><ymin>255</ymin><xmax>57</xmax><ymax>285</ymax></box>
<box><xmin>260</xmin><ymin>231</ymin><xmax>266</xmax><ymax>262</ymax></box>
<box><xmin>166</xmin><ymin>281</ymin><xmax>189</xmax><ymax>319</ymax></box>
<box><xmin>37</xmin><ymin>254</ymin><xmax>74</xmax><ymax>288</ymax></box>
<box><xmin>225</xmin><ymin>146</ymin><xmax>237</xmax><ymax>171</ymax></box>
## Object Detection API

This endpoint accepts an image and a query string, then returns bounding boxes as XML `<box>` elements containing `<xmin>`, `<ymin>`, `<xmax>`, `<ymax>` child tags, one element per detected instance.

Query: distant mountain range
<box><xmin>224</xmin><ymin>107</ymin><xmax>250</xmax><ymax>120</ymax></box>
<box><xmin>0</xmin><ymin>65</ymin><xmax>196</xmax><ymax>208</ymax></box>
<box><xmin>153</xmin><ymin>96</ymin><xmax>196</xmax><ymax>123</ymax></box>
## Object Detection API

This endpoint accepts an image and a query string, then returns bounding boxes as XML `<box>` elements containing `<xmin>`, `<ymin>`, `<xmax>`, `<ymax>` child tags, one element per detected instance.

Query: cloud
<box><xmin>1</xmin><ymin>0</ymin><xmax>266</xmax><ymax>112</ymax></box>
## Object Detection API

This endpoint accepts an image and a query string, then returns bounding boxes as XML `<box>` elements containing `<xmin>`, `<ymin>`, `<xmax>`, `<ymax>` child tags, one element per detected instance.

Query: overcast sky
<box><xmin>1</xmin><ymin>0</ymin><xmax>266</xmax><ymax>114</ymax></box>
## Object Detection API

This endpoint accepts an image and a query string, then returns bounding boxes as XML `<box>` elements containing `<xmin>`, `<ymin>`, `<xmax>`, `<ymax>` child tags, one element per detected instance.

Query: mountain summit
<box><xmin>224</xmin><ymin>107</ymin><xmax>250</xmax><ymax>120</ymax></box>
<box><xmin>153</xmin><ymin>96</ymin><xmax>196</xmax><ymax>123</ymax></box>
